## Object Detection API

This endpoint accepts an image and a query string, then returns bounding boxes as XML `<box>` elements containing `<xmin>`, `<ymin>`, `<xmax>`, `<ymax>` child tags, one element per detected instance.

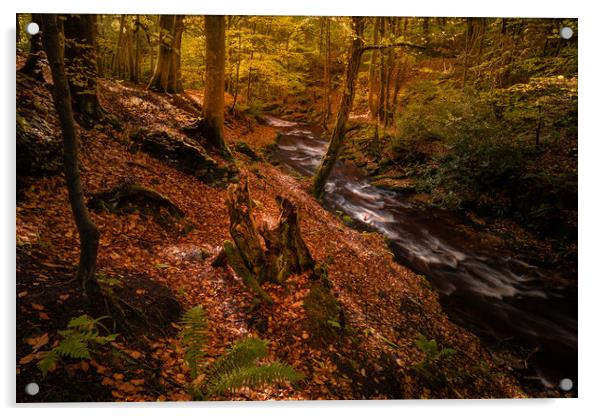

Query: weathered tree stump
<box><xmin>215</xmin><ymin>178</ymin><xmax>315</xmax><ymax>303</ymax></box>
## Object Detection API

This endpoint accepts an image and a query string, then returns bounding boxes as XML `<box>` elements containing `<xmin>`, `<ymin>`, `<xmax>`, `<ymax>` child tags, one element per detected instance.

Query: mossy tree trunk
<box><xmin>63</xmin><ymin>14</ymin><xmax>105</xmax><ymax>128</ymax></box>
<box><xmin>41</xmin><ymin>14</ymin><xmax>103</xmax><ymax>303</ymax></box>
<box><xmin>218</xmin><ymin>178</ymin><xmax>315</xmax><ymax>303</ymax></box>
<box><xmin>312</xmin><ymin>17</ymin><xmax>366</xmax><ymax>200</ymax></box>
<box><xmin>202</xmin><ymin>15</ymin><xmax>232</xmax><ymax>157</ymax></box>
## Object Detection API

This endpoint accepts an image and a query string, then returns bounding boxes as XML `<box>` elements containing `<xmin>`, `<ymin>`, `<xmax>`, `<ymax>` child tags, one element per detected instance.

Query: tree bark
<box><xmin>63</xmin><ymin>14</ymin><xmax>104</xmax><ymax>127</ymax></box>
<box><xmin>148</xmin><ymin>15</ymin><xmax>184</xmax><ymax>93</ymax></box>
<box><xmin>202</xmin><ymin>15</ymin><xmax>232</xmax><ymax>157</ymax></box>
<box><xmin>321</xmin><ymin>17</ymin><xmax>332</xmax><ymax>129</ymax></box>
<box><xmin>218</xmin><ymin>178</ymin><xmax>315</xmax><ymax>303</ymax></box>
<box><xmin>312</xmin><ymin>17</ymin><xmax>366</xmax><ymax>200</ymax></box>
<box><xmin>19</xmin><ymin>13</ymin><xmax>45</xmax><ymax>82</ymax></box>
<box><xmin>41</xmin><ymin>14</ymin><xmax>103</xmax><ymax>302</ymax></box>
<box><xmin>368</xmin><ymin>18</ymin><xmax>380</xmax><ymax>119</ymax></box>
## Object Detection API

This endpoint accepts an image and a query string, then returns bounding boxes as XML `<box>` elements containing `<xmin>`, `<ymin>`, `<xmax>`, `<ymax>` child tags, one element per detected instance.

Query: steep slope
<box><xmin>16</xmin><ymin>69</ymin><xmax>524</xmax><ymax>401</ymax></box>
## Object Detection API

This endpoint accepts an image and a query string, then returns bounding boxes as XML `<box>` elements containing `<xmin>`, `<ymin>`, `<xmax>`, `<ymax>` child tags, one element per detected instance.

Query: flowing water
<box><xmin>264</xmin><ymin>115</ymin><xmax>578</xmax><ymax>395</ymax></box>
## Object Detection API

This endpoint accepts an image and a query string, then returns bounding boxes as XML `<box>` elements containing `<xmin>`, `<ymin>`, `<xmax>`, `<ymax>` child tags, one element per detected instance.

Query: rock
<box><xmin>371</xmin><ymin>177</ymin><xmax>416</xmax><ymax>193</ymax></box>
<box><xmin>129</xmin><ymin>128</ymin><xmax>234</xmax><ymax>185</ymax></box>
<box><xmin>233</xmin><ymin>140</ymin><xmax>261</xmax><ymax>161</ymax></box>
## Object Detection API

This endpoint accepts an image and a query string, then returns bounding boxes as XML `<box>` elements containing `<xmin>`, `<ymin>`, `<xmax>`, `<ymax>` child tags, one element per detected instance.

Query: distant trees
<box><xmin>148</xmin><ymin>15</ymin><xmax>184</xmax><ymax>93</ymax></box>
<box><xmin>19</xmin><ymin>13</ymin><xmax>45</xmax><ymax>82</ymax></box>
<box><xmin>63</xmin><ymin>14</ymin><xmax>105</xmax><ymax>127</ymax></box>
<box><xmin>202</xmin><ymin>15</ymin><xmax>231</xmax><ymax>156</ymax></box>
<box><xmin>41</xmin><ymin>14</ymin><xmax>103</xmax><ymax>304</ymax></box>
<box><xmin>312</xmin><ymin>17</ymin><xmax>366</xmax><ymax>199</ymax></box>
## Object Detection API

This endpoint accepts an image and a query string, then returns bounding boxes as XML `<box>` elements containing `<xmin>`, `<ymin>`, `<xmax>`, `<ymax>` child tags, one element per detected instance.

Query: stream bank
<box><xmin>265</xmin><ymin>114</ymin><xmax>577</xmax><ymax>397</ymax></box>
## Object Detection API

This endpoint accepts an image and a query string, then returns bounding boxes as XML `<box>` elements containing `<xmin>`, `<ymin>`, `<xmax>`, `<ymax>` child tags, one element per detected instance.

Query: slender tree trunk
<box><xmin>19</xmin><ymin>13</ymin><xmax>45</xmax><ymax>82</ymax></box>
<box><xmin>230</xmin><ymin>34</ymin><xmax>242</xmax><ymax>112</ymax></box>
<box><xmin>41</xmin><ymin>14</ymin><xmax>103</xmax><ymax>303</ymax></box>
<box><xmin>377</xmin><ymin>17</ymin><xmax>386</xmax><ymax>124</ymax></box>
<box><xmin>322</xmin><ymin>17</ymin><xmax>332</xmax><ymax>129</ymax></box>
<box><xmin>368</xmin><ymin>18</ymin><xmax>380</xmax><ymax>118</ymax></box>
<box><xmin>63</xmin><ymin>14</ymin><xmax>104</xmax><ymax>127</ymax></box>
<box><xmin>134</xmin><ymin>15</ymin><xmax>141</xmax><ymax>83</ymax></box>
<box><xmin>203</xmin><ymin>15</ymin><xmax>231</xmax><ymax>156</ymax></box>
<box><xmin>246</xmin><ymin>51</ymin><xmax>254</xmax><ymax>106</ymax></box>
<box><xmin>126</xmin><ymin>20</ymin><xmax>136</xmax><ymax>82</ymax></box>
<box><xmin>462</xmin><ymin>17</ymin><xmax>471</xmax><ymax>90</ymax></box>
<box><xmin>384</xmin><ymin>25</ymin><xmax>395</xmax><ymax>130</ymax></box>
<box><xmin>312</xmin><ymin>17</ymin><xmax>366</xmax><ymax>200</ymax></box>
<box><xmin>113</xmin><ymin>15</ymin><xmax>126</xmax><ymax>77</ymax></box>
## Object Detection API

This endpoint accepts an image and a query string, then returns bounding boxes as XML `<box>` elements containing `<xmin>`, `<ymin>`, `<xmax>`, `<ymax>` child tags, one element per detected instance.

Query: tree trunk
<box><xmin>203</xmin><ymin>15</ymin><xmax>231</xmax><ymax>156</ymax></box>
<box><xmin>19</xmin><ymin>13</ymin><xmax>45</xmax><ymax>82</ymax></box>
<box><xmin>63</xmin><ymin>14</ymin><xmax>104</xmax><ymax>127</ymax></box>
<box><xmin>312</xmin><ymin>17</ymin><xmax>366</xmax><ymax>200</ymax></box>
<box><xmin>321</xmin><ymin>17</ymin><xmax>332</xmax><ymax>129</ymax></box>
<box><xmin>126</xmin><ymin>20</ymin><xmax>136</xmax><ymax>82</ymax></box>
<box><xmin>41</xmin><ymin>14</ymin><xmax>103</xmax><ymax>303</ymax></box>
<box><xmin>217</xmin><ymin>178</ymin><xmax>315</xmax><ymax>303</ymax></box>
<box><xmin>133</xmin><ymin>15</ymin><xmax>141</xmax><ymax>83</ymax></box>
<box><xmin>229</xmin><ymin>34</ymin><xmax>242</xmax><ymax>112</ymax></box>
<box><xmin>368</xmin><ymin>18</ymin><xmax>379</xmax><ymax>118</ymax></box>
<box><xmin>377</xmin><ymin>17</ymin><xmax>386</xmax><ymax>124</ymax></box>
<box><xmin>148</xmin><ymin>15</ymin><xmax>183</xmax><ymax>93</ymax></box>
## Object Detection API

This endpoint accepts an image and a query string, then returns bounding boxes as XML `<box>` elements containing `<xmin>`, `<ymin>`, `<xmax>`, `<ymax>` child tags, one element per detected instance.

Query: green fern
<box><xmin>206</xmin><ymin>361</ymin><xmax>303</xmax><ymax>397</ymax></box>
<box><xmin>36</xmin><ymin>315</ymin><xmax>117</xmax><ymax>378</ymax></box>
<box><xmin>179</xmin><ymin>306</ymin><xmax>209</xmax><ymax>379</ymax></box>
<box><xmin>178</xmin><ymin>305</ymin><xmax>303</xmax><ymax>399</ymax></box>
<box><xmin>206</xmin><ymin>338</ymin><xmax>268</xmax><ymax>382</ymax></box>
<box><xmin>412</xmin><ymin>333</ymin><xmax>456</xmax><ymax>388</ymax></box>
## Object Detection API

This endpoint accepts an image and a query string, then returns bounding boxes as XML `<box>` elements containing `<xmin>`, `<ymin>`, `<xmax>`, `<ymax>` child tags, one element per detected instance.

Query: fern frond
<box><xmin>206</xmin><ymin>338</ymin><xmax>268</xmax><ymax>385</ymax></box>
<box><xmin>37</xmin><ymin>350</ymin><xmax>59</xmax><ymax>378</ymax></box>
<box><xmin>180</xmin><ymin>306</ymin><xmax>209</xmax><ymax>379</ymax></box>
<box><xmin>55</xmin><ymin>337</ymin><xmax>91</xmax><ymax>360</ymax></box>
<box><xmin>206</xmin><ymin>361</ymin><xmax>303</xmax><ymax>397</ymax></box>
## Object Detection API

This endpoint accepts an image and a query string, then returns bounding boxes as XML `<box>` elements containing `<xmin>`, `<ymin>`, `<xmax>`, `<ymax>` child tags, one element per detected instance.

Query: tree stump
<box><xmin>217</xmin><ymin>178</ymin><xmax>315</xmax><ymax>303</ymax></box>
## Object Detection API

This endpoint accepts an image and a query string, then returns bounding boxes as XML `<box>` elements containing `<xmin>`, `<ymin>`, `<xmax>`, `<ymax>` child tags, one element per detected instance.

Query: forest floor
<box><xmin>16</xmin><ymin>66</ymin><xmax>525</xmax><ymax>401</ymax></box>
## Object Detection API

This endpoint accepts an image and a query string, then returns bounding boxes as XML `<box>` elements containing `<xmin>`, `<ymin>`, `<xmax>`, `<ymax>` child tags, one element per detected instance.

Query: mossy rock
<box><xmin>371</xmin><ymin>177</ymin><xmax>417</xmax><ymax>193</ymax></box>
<box><xmin>233</xmin><ymin>140</ymin><xmax>261</xmax><ymax>161</ymax></box>
<box><xmin>303</xmin><ymin>283</ymin><xmax>343</xmax><ymax>336</ymax></box>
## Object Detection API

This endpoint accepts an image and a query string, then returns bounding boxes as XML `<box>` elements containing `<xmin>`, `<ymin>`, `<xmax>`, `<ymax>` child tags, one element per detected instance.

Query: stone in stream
<box><xmin>371</xmin><ymin>177</ymin><xmax>416</xmax><ymax>193</ymax></box>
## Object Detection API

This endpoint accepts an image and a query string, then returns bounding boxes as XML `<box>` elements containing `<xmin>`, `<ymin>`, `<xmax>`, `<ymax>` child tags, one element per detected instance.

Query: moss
<box><xmin>303</xmin><ymin>283</ymin><xmax>342</xmax><ymax>336</ymax></box>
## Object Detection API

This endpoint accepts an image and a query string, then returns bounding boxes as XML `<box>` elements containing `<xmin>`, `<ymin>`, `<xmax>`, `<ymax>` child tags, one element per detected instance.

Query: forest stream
<box><xmin>266</xmin><ymin>115</ymin><xmax>578</xmax><ymax>396</ymax></box>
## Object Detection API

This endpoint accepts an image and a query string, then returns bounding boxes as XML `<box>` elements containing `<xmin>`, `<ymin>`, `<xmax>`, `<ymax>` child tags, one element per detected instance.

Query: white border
<box><xmin>3</xmin><ymin>1</ymin><xmax>601</xmax><ymax>415</ymax></box>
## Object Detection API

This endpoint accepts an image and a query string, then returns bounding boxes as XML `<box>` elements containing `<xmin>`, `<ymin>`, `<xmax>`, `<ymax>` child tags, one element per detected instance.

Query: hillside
<box><xmin>16</xmin><ymin>66</ymin><xmax>524</xmax><ymax>402</ymax></box>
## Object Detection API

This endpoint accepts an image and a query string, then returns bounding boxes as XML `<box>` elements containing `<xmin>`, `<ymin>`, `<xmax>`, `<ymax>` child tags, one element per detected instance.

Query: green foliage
<box><xmin>207</xmin><ymin>362</ymin><xmax>302</xmax><ymax>397</ymax></box>
<box><xmin>37</xmin><ymin>315</ymin><xmax>117</xmax><ymax>377</ymax></box>
<box><xmin>180</xmin><ymin>305</ymin><xmax>209</xmax><ymax>379</ymax></box>
<box><xmin>412</xmin><ymin>334</ymin><xmax>456</xmax><ymax>388</ymax></box>
<box><xmin>392</xmin><ymin>77</ymin><xmax>577</xmax><ymax>247</ymax></box>
<box><xmin>204</xmin><ymin>338</ymin><xmax>302</xmax><ymax>397</ymax></box>
<box><xmin>178</xmin><ymin>306</ymin><xmax>302</xmax><ymax>399</ymax></box>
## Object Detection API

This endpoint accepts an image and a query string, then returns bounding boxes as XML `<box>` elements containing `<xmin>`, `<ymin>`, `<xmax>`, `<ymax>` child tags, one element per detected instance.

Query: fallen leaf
<box><xmin>26</xmin><ymin>333</ymin><xmax>49</xmax><ymax>351</ymax></box>
<box><xmin>31</xmin><ymin>303</ymin><xmax>44</xmax><ymax>311</ymax></box>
